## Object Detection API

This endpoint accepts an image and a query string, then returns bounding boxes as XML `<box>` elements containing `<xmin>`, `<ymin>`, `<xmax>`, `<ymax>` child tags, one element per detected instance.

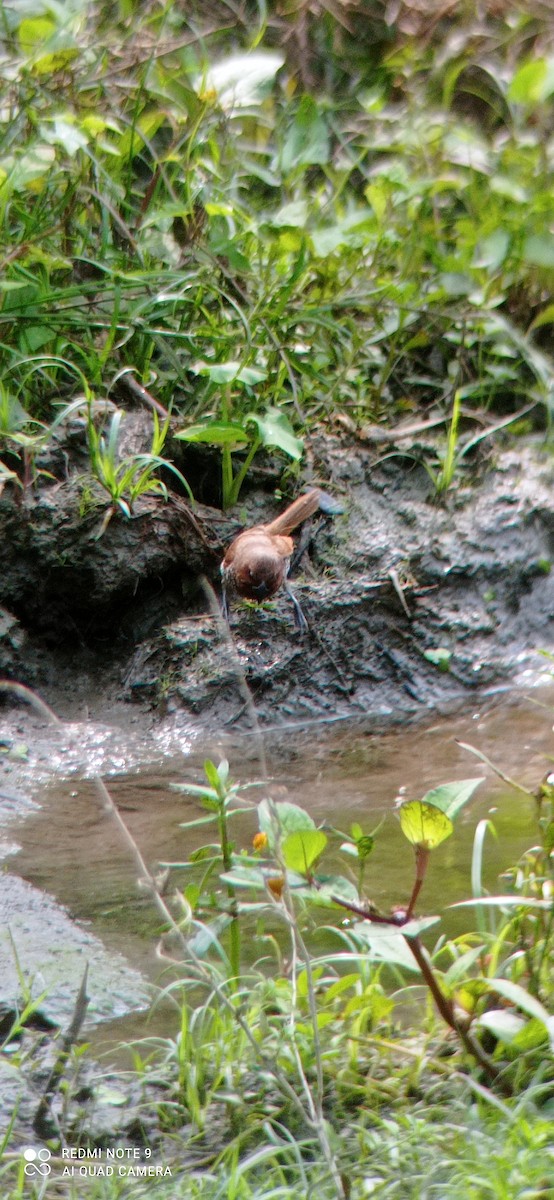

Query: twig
<box><xmin>33</xmin><ymin>966</ymin><xmax>89</xmax><ymax>1140</ymax></box>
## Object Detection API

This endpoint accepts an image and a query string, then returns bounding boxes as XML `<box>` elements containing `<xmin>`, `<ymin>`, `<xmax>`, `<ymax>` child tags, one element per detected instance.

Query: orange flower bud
<box><xmin>252</xmin><ymin>831</ymin><xmax>268</xmax><ymax>852</ymax></box>
<box><xmin>266</xmin><ymin>875</ymin><xmax>285</xmax><ymax>898</ymax></box>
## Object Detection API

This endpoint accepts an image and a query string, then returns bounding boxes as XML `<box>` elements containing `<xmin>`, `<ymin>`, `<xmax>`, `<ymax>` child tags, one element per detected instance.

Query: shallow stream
<box><xmin>5</xmin><ymin>686</ymin><xmax>553</xmax><ymax>1055</ymax></box>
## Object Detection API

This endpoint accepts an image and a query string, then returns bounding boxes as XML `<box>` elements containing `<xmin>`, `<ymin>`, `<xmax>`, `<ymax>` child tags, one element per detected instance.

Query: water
<box><xmin>6</xmin><ymin>689</ymin><xmax>553</xmax><ymax>1050</ymax></box>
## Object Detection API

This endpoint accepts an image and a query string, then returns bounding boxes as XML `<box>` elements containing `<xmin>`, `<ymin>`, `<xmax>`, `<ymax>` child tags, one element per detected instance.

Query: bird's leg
<box><xmin>284</xmin><ymin>580</ymin><xmax>309</xmax><ymax>634</ymax></box>
<box><xmin>220</xmin><ymin>567</ymin><xmax>230</xmax><ymax>623</ymax></box>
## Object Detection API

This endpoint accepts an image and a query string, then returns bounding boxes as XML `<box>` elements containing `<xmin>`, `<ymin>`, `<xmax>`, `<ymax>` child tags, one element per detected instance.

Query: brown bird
<box><xmin>221</xmin><ymin>488</ymin><xmax>324</xmax><ymax>632</ymax></box>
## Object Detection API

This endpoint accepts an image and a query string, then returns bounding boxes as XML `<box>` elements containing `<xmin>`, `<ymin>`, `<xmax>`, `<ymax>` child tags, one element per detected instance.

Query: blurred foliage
<box><xmin>2</xmin><ymin>0</ymin><xmax>554</xmax><ymax>495</ymax></box>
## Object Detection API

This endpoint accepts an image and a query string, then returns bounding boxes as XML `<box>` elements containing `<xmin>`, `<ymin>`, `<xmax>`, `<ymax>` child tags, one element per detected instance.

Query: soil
<box><xmin>1</xmin><ymin>426</ymin><xmax>553</xmax><ymax>732</ymax></box>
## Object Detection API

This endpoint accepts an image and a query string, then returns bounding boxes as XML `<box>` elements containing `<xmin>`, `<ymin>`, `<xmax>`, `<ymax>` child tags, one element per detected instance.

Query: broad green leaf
<box><xmin>365</xmin><ymin>182</ymin><xmax>387</xmax><ymax>222</ymax></box>
<box><xmin>282</xmin><ymin>829</ymin><xmax>328</xmax><ymax>874</ymax></box>
<box><xmin>246</xmin><ymin>408</ymin><xmax>303</xmax><ymax>460</ymax></box>
<box><xmin>509</xmin><ymin>58</ymin><xmax>554</xmax><ymax>105</ymax></box>
<box><xmin>198</xmin><ymin>51</ymin><xmax>284</xmax><ymax>110</ymax></box>
<box><xmin>175</xmin><ymin>421</ymin><xmax>249</xmax><ymax>447</ymax></box>
<box><xmin>511</xmin><ymin>1017</ymin><xmax>551</xmax><ymax>1052</ymax></box>
<box><xmin>183</xmin><ymin>883</ymin><xmax>201</xmax><ymax>910</ymax></box>
<box><xmin>443</xmin><ymin>945</ymin><xmax>485</xmax><ymax>987</ymax></box>
<box><xmin>189</xmin><ymin>844</ymin><xmax>221</xmax><ymax>862</ymax></box>
<box><xmin>48</xmin><ymin>118</ymin><xmax>89</xmax><ymax>155</ymax></box>
<box><xmin>524</xmin><ymin>234</ymin><xmax>554</xmax><ymax>268</ymax></box>
<box><xmin>258</xmin><ymin>799</ymin><xmax>315</xmax><ymax>851</ymax></box>
<box><xmin>485</xmin><ymin>978</ymin><xmax>554</xmax><ymax>1049</ymax></box>
<box><xmin>399</xmin><ymin>915</ymin><xmax>441</xmax><ymax>937</ymax></box>
<box><xmin>18</xmin><ymin>16</ymin><xmax>56</xmax><ymax>51</ymax></box>
<box><xmin>281</xmin><ymin>95</ymin><xmax>329</xmax><ymax>173</ymax></box>
<box><xmin>190</xmin><ymin>360</ymin><xmax>267</xmax><ymax>386</ymax></box>
<box><xmin>421</xmin><ymin>778</ymin><xmax>483</xmax><ymax>821</ymax></box>
<box><xmin>476</xmin><ymin>1009</ymin><xmax>526</xmax><ymax>1043</ymax></box>
<box><xmin>351</xmin><ymin>923</ymin><xmax>420</xmax><ymax>971</ymax></box>
<box><xmin>299</xmin><ymin>873</ymin><xmax>359</xmax><ymax>906</ymax></box>
<box><xmin>472</xmin><ymin>229</ymin><xmax>509</xmax><ymax>270</ymax></box>
<box><xmin>30</xmin><ymin>48</ymin><xmax>79</xmax><ymax>75</ymax></box>
<box><xmin>219</xmin><ymin>866</ymin><xmax>267</xmax><ymax>890</ymax></box>
<box><xmin>271</xmin><ymin>200</ymin><xmax>309</xmax><ymax>228</ymax></box>
<box><xmin>356</xmin><ymin>834</ymin><xmax>375</xmax><ymax>860</ymax></box>
<box><xmin>0</xmin><ymin>145</ymin><xmax>55</xmax><ymax>193</ymax></box>
<box><xmin>399</xmin><ymin>801</ymin><xmax>453</xmax><ymax>849</ymax></box>
<box><xmin>94</xmin><ymin>1085</ymin><xmax>127</xmax><ymax>1107</ymax></box>
<box><xmin>423</xmin><ymin>647</ymin><xmax>452</xmax><ymax>670</ymax></box>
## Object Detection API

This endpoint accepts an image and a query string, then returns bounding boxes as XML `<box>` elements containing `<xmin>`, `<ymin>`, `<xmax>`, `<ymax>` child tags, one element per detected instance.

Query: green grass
<box><xmin>2</xmin><ymin>1</ymin><xmax>554</xmax><ymax>502</ymax></box>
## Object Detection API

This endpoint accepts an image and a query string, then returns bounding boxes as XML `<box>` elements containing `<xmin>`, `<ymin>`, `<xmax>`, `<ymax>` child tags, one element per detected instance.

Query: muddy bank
<box><xmin>1</xmin><ymin>433</ymin><xmax>554</xmax><ymax>728</ymax></box>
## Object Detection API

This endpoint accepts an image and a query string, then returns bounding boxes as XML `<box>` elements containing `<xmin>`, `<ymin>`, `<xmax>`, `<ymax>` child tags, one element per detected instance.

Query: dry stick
<box><xmin>33</xmin><ymin>966</ymin><xmax>90</xmax><ymax>1140</ymax></box>
<box><xmin>0</xmin><ymin>679</ymin><xmax>345</xmax><ymax>1192</ymax></box>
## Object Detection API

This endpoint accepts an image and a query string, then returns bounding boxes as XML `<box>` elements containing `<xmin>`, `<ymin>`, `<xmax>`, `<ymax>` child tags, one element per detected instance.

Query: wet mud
<box><xmin>1</xmin><ymin>433</ymin><xmax>554</xmax><ymax>729</ymax></box>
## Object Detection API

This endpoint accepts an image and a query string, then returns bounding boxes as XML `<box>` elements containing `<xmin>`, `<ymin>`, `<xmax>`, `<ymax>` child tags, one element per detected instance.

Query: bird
<box><xmin>221</xmin><ymin>488</ymin><xmax>325</xmax><ymax>632</ymax></box>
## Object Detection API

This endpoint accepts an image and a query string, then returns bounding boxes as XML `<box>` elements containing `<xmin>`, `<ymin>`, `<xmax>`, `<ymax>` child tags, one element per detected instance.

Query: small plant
<box><xmin>175</xmin><ymin>362</ymin><xmax>303</xmax><ymax>508</ymax></box>
<box><xmin>85</xmin><ymin>406</ymin><xmax>193</xmax><ymax>534</ymax></box>
<box><xmin>169</xmin><ymin>759</ymin><xmax>263</xmax><ymax>987</ymax></box>
<box><xmin>0</xmin><ymin>384</ymin><xmax>46</xmax><ymax>489</ymax></box>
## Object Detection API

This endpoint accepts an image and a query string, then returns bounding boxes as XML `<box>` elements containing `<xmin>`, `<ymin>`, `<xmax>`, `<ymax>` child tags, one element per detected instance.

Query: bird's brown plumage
<box><xmin>222</xmin><ymin>489</ymin><xmax>322</xmax><ymax>603</ymax></box>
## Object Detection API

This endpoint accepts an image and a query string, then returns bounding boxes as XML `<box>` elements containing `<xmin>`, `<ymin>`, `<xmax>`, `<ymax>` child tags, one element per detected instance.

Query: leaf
<box><xmin>219</xmin><ymin>866</ymin><xmax>267</xmax><ymax>890</ymax></box>
<box><xmin>524</xmin><ymin>235</ymin><xmax>554</xmax><ymax>268</ymax></box>
<box><xmin>529</xmin><ymin>304</ymin><xmax>554</xmax><ymax>333</ymax></box>
<box><xmin>175</xmin><ymin>421</ymin><xmax>249</xmax><ymax>447</ymax></box>
<box><xmin>258</xmin><ymin>799</ymin><xmax>315</xmax><ymax>851</ymax></box>
<box><xmin>351</xmin><ymin>923</ymin><xmax>420</xmax><ymax>970</ymax></box>
<box><xmin>399</xmin><ymin>800</ymin><xmax>453</xmax><ymax>849</ymax></box>
<box><xmin>18</xmin><ymin>16</ymin><xmax>56</xmax><ymax>51</ymax></box>
<box><xmin>271</xmin><ymin>200</ymin><xmax>309</xmax><ymax>228</ymax></box>
<box><xmin>423</xmin><ymin>647</ymin><xmax>452</xmax><ymax>670</ymax></box>
<box><xmin>246</xmin><ymin>407</ymin><xmax>303</xmax><ymax>461</ymax></box>
<box><xmin>399</xmin><ymin>915</ymin><xmax>441</xmax><ymax>937</ymax></box>
<box><xmin>198</xmin><ymin>51</ymin><xmax>284</xmax><ymax>110</ymax></box>
<box><xmin>190</xmin><ymin>360</ymin><xmax>267</xmax><ymax>385</ymax></box>
<box><xmin>187</xmin><ymin>914</ymin><xmax>231</xmax><ymax>957</ymax></box>
<box><xmin>1</xmin><ymin>145</ymin><xmax>56</xmax><ymax>193</ymax></box>
<box><xmin>421</xmin><ymin>778</ymin><xmax>483</xmax><ymax>821</ymax></box>
<box><xmin>204</xmin><ymin>759</ymin><xmax>222</xmax><ymax>791</ymax></box>
<box><xmin>451</xmin><ymin>896</ymin><xmax>553</xmax><ymax>910</ymax></box>
<box><xmin>472</xmin><ymin>229</ymin><xmax>510</xmax><ymax>271</ymax></box>
<box><xmin>301</xmin><ymin>873</ymin><xmax>360</xmax><ymax>906</ymax></box>
<box><xmin>282</xmin><ymin>829</ymin><xmax>328</xmax><ymax>874</ymax></box>
<box><xmin>476</xmin><ymin>1010</ymin><xmax>527</xmax><ymax>1044</ymax></box>
<box><xmin>509</xmin><ymin>58</ymin><xmax>554</xmax><ymax>105</ymax></box>
<box><xmin>485</xmin><ymin>978</ymin><xmax>554</xmax><ymax>1049</ymax></box>
<box><xmin>281</xmin><ymin>95</ymin><xmax>330</xmax><ymax>173</ymax></box>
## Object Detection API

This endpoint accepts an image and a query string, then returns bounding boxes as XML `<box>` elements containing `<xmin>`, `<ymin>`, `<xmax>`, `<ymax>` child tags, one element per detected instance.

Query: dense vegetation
<box><xmin>2</xmin><ymin>0</ymin><xmax>554</xmax><ymax>506</ymax></box>
<box><xmin>2</xmin><ymin>2</ymin><xmax>554</xmax><ymax>1197</ymax></box>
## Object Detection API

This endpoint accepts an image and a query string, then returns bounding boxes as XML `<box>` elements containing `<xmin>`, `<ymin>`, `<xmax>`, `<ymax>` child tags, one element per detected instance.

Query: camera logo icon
<box><xmin>23</xmin><ymin>1147</ymin><xmax>52</xmax><ymax>1177</ymax></box>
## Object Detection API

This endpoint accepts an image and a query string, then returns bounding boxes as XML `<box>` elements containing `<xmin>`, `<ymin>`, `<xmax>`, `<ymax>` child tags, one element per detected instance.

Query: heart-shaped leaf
<box><xmin>399</xmin><ymin>800</ymin><xmax>453</xmax><ymax>849</ymax></box>
<box><xmin>282</xmin><ymin>829</ymin><xmax>328</xmax><ymax>874</ymax></box>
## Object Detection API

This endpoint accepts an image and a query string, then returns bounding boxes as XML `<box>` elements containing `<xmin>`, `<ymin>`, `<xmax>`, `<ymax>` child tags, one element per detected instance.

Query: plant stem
<box><xmin>218</xmin><ymin>800</ymin><xmax>241</xmax><ymax>987</ymax></box>
<box><xmin>228</xmin><ymin>435</ymin><xmax>261</xmax><ymax>506</ymax></box>
<box><xmin>221</xmin><ymin>385</ymin><xmax>234</xmax><ymax>508</ymax></box>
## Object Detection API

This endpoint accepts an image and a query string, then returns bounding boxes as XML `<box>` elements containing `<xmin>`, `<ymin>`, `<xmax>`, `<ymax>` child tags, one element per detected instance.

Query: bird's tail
<box><xmin>264</xmin><ymin>488</ymin><xmax>322</xmax><ymax>535</ymax></box>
